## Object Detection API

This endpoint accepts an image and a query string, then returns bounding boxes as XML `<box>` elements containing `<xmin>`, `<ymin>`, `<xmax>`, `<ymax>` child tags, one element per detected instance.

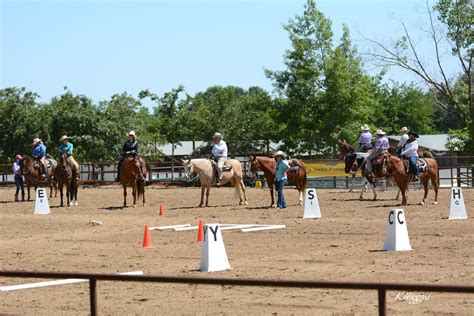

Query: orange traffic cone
<box><xmin>197</xmin><ymin>219</ymin><xmax>204</xmax><ymax>243</ymax></box>
<box><xmin>142</xmin><ymin>224</ymin><xmax>152</xmax><ymax>248</ymax></box>
<box><xmin>159</xmin><ymin>204</ymin><xmax>164</xmax><ymax>216</ymax></box>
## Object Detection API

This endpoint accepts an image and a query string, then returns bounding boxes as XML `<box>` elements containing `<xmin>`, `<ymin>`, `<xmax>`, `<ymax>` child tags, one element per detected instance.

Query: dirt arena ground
<box><xmin>1</xmin><ymin>184</ymin><xmax>473</xmax><ymax>315</ymax></box>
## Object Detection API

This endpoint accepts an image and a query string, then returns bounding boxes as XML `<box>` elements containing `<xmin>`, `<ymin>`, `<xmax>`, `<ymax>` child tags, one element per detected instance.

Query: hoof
<box><xmin>74</xmin><ymin>201</ymin><xmax>78</xmax><ymax>206</ymax></box>
<box><xmin>299</xmin><ymin>201</ymin><xmax>303</xmax><ymax>206</ymax></box>
<box><xmin>433</xmin><ymin>201</ymin><xmax>438</xmax><ymax>205</ymax></box>
<box><xmin>359</xmin><ymin>197</ymin><xmax>363</xmax><ymax>201</ymax></box>
<box><xmin>245</xmin><ymin>201</ymin><xmax>248</xmax><ymax>205</ymax></box>
<box><xmin>239</xmin><ymin>201</ymin><xmax>243</xmax><ymax>205</ymax></box>
<box><xmin>348</xmin><ymin>189</ymin><xmax>353</xmax><ymax>192</ymax></box>
<box><xmin>133</xmin><ymin>204</ymin><xmax>137</xmax><ymax>208</ymax></box>
<box><xmin>420</xmin><ymin>201</ymin><xmax>425</xmax><ymax>205</ymax></box>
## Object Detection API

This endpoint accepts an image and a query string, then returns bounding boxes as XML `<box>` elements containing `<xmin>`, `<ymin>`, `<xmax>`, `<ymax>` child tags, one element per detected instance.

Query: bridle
<box><xmin>183</xmin><ymin>160</ymin><xmax>200</xmax><ymax>182</ymax></box>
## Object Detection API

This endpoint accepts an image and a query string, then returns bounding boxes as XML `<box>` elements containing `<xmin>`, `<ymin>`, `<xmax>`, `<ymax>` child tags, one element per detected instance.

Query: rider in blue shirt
<box><xmin>32</xmin><ymin>138</ymin><xmax>47</xmax><ymax>177</ymax></box>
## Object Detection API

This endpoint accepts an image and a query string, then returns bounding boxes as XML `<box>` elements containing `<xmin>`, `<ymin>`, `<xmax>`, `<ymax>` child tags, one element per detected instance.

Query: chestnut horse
<box><xmin>55</xmin><ymin>151</ymin><xmax>78</xmax><ymax>206</ymax></box>
<box><xmin>20</xmin><ymin>156</ymin><xmax>57</xmax><ymax>200</ymax></box>
<box><xmin>182</xmin><ymin>158</ymin><xmax>248</xmax><ymax>207</ymax></box>
<box><xmin>249</xmin><ymin>155</ymin><xmax>307</xmax><ymax>207</ymax></box>
<box><xmin>120</xmin><ymin>155</ymin><xmax>147</xmax><ymax>207</ymax></box>
<box><xmin>383</xmin><ymin>154</ymin><xmax>439</xmax><ymax>205</ymax></box>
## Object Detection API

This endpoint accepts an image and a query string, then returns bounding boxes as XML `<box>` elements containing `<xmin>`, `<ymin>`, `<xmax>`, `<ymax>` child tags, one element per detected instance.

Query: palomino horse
<box><xmin>182</xmin><ymin>158</ymin><xmax>248</xmax><ymax>207</ymax></box>
<box><xmin>249</xmin><ymin>155</ymin><xmax>307</xmax><ymax>207</ymax></box>
<box><xmin>382</xmin><ymin>154</ymin><xmax>439</xmax><ymax>205</ymax></box>
<box><xmin>55</xmin><ymin>151</ymin><xmax>78</xmax><ymax>207</ymax></box>
<box><xmin>120</xmin><ymin>155</ymin><xmax>147</xmax><ymax>207</ymax></box>
<box><xmin>20</xmin><ymin>156</ymin><xmax>57</xmax><ymax>200</ymax></box>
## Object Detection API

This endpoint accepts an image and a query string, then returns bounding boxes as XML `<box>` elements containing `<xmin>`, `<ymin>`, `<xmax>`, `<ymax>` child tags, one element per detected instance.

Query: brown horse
<box><xmin>383</xmin><ymin>154</ymin><xmax>439</xmax><ymax>205</ymax></box>
<box><xmin>55</xmin><ymin>151</ymin><xmax>78</xmax><ymax>207</ymax></box>
<box><xmin>249</xmin><ymin>155</ymin><xmax>307</xmax><ymax>207</ymax></box>
<box><xmin>120</xmin><ymin>155</ymin><xmax>147</xmax><ymax>207</ymax></box>
<box><xmin>20</xmin><ymin>156</ymin><xmax>57</xmax><ymax>200</ymax></box>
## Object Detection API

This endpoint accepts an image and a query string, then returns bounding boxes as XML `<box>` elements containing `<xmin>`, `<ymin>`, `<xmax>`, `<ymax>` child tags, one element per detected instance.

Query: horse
<box><xmin>182</xmin><ymin>158</ymin><xmax>248</xmax><ymax>207</ymax></box>
<box><xmin>249</xmin><ymin>155</ymin><xmax>307</xmax><ymax>207</ymax></box>
<box><xmin>382</xmin><ymin>154</ymin><xmax>439</xmax><ymax>205</ymax></box>
<box><xmin>120</xmin><ymin>155</ymin><xmax>147</xmax><ymax>207</ymax></box>
<box><xmin>55</xmin><ymin>151</ymin><xmax>78</xmax><ymax>207</ymax></box>
<box><xmin>338</xmin><ymin>140</ymin><xmax>379</xmax><ymax>200</ymax></box>
<box><xmin>20</xmin><ymin>156</ymin><xmax>57</xmax><ymax>201</ymax></box>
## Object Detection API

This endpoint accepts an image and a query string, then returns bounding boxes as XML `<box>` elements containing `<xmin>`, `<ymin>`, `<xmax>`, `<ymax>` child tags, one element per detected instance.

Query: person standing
<box><xmin>13</xmin><ymin>154</ymin><xmax>25</xmax><ymax>201</ymax></box>
<box><xmin>58</xmin><ymin>135</ymin><xmax>80</xmax><ymax>180</ymax></box>
<box><xmin>274</xmin><ymin>151</ymin><xmax>289</xmax><ymax>209</ymax></box>
<box><xmin>212</xmin><ymin>132</ymin><xmax>228</xmax><ymax>186</ymax></box>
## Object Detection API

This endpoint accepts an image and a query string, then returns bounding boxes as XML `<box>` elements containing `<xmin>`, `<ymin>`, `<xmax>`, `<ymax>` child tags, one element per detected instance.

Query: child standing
<box><xmin>13</xmin><ymin>154</ymin><xmax>25</xmax><ymax>202</ymax></box>
<box><xmin>274</xmin><ymin>151</ymin><xmax>289</xmax><ymax>209</ymax></box>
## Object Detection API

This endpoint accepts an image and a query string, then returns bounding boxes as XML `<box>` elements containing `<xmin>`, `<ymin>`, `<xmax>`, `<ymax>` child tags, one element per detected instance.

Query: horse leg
<box><xmin>240</xmin><ymin>180</ymin><xmax>248</xmax><ymax>205</ymax></box>
<box><xmin>59</xmin><ymin>185</ymin><xmax>64</xmax><ymax>207</ymax></box>
<box><xmin>349</xmin><ymin>174</ymin><xmax>354</xmax><ymax>192</ymax></box>
<box><xmin>27</xmin><ymin>186</ymin><xmax>31</xmax><ymax>201</ymax></box>
<box><xmin>359</xmin><ymin>179</ymin><xmax>366</xmax><ymax>200</ymax></box>
<box><xmin>123</xmin><ymin>185</ymin><xmax>127</xmax><ymax>207</ymax></box>
<box><xmin>132</xmin><ymin>184</ymin><xmax>137</xmax><ymax>208</ymax></box>
<box><xmin>420</xmin><ymin>175</ymin><xmax>430</xmax><ymax>205</ymax></box>
<box><xmin>431</xmin><ymin>172</ymin><xmax>439</xmax><ymax>205</ymax></box>
<box><xmin>199</xmin><ymin>185</ymin><xmax>205</xmax><ymax>207</ymax></box>
<box><xmin>298</xmin><ymin>189</ymin><xmax>303</xmax><ymax>206</ymax></box>
<box><xmin>205</xmin><ymin>184</ymin><xmax>211</xmax><ymax>207</ymax></box>
<box><xmin>66</xmin><ymin>184</ymin><xmax>71</xmax><ymax>207</ymax></box>
<box><xmin>269</xmin><ymin>185</ymin><xmax>275</xmax><ymax>207</ymax></box>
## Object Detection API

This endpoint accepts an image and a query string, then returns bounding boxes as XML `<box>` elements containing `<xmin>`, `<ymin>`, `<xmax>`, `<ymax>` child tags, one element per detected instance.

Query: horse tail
<box><xmin>136</xmin><ymin>178</ymin><xmax>145</xmax><ymax>200</ymax></box>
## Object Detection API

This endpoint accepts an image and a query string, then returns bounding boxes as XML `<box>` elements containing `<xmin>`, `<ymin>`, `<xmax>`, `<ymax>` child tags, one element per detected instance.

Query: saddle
<box><xmin>210</xmin><ymin>159</ymin><xmax>231</xmax><ymax>172</ymax></box>
<box><xmin>288</xmin><ymin>159</ymin><xmax>299</xmax><ymax>172</ymax></box>
<box><xmin>402</xmin><ymin>158</ymin><xmax>428</xmax><ymax>174</ymax></box>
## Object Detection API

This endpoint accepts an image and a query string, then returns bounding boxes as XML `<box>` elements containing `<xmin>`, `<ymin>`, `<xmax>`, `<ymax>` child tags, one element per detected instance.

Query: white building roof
<box><xmin>156</xmin><ymin>141</ymin><xmax>207</xmax><ymax>156</ymax></box>
<box><xmin>387</xmin><ymin>134</ymin><xmax>452</xmax><ymax>152</ymax></box>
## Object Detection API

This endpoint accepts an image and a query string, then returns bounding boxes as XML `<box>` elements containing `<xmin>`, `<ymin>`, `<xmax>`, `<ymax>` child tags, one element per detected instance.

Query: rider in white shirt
<box><xmin>400</xmin><ymin>131</ymin><xmax>420</xmax><ymax>181</ymax></box>
<box><xmin>396</xmin><ymin>126</ymin><xmax>410</xmax><ymax>157</ymax></box>
<box><xmin>212</xmin><ymin>132</ymin><xmax>228</xmax><ymax>186</ymax></box>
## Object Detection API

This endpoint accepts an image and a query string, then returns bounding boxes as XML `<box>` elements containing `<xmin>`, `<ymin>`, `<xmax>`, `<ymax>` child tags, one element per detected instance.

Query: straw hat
<box><xmin>273</xmin><ymin>150</ymin><xmax>286</xmax><ymax>159</ymax></box>
<box><xmin>128</xmin><ymin>131</ymin><xmax>136</xmax><ymax>137</ymax></box>
<box><xmin>60</xmin><ymin>135</ymin><xmax>68</xmax><ymax>142</ymax></box>
<box><xmin>399</xmin><ymin>127</ymin><xmax>409</xmax><ymax>134</ymax></box>
<box><xmin>361</xmin><ymin>124</ymin><xmax>370</xmax><ymax>131</ymax></box>
<box><xmin>32</xmin><ymin>138</ymin><xmax>41</xmax><ymax>146</ymax></box>
<box><xmin>213</xmin><ymin>132</ymin><xmax>222</xmax><ymax>139</ymax></box>
<box><xmin>375</xmin><ymin>129</ymin><xmax>386</xmax><ymax>135</ymax></box>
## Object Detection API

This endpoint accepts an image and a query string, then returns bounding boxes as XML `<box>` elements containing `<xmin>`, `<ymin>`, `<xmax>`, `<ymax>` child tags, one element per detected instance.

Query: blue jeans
<box><xmin>14</xmin><ymin>174</ymin><xmax>24</xmax><ymax>200</ymax></box>
<box><xmin>276</xmin><ymin>180</ymin><xmax>286</xmax><ymax>208</ymax></box>
<box><xmin>408</xmin><ymin>156</ymin><xmax>419</xmax><ymax>177</ymax></box>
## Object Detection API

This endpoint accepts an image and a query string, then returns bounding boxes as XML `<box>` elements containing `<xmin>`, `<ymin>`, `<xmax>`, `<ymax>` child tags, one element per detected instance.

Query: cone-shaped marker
<box><xmin>142</xmin><ymin>224</ymin><xmax>152</xmax><ymax>248</ymax></box>
<box><xmin>159</xmin><ymin>204</ymin><xmax>165</xmax><ymax>216</ymax></box>
<box><xmin>197</xmin><ymin>219</ymin><xmax>204</xmax><ymax>243</ymax></box>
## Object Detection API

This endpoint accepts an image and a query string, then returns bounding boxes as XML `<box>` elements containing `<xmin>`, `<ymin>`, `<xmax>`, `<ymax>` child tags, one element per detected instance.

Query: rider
<box><xmin>58</xmin><ymin>135</ymin><xmax>80</xmax><ymax>180</ymax></box>
<box><xmin>32</xmin><ymin>138</ymin><xmax>47</xmax><ymax>178</ymax></box>
<box><xmin>400</xmin><ymin>131</ymin><xmax>420</xmax><ymax>181</ymax></box>
<box><xmin>396</xmin><ymin>127</ymin><xmax>410</xmax><ymax>157</ymax></box>
<box><xmin>356</xmin><ymin>124</ymin><xmax>372</xmax><ymax>152</ymax></box>
<box><xmin>212</xmin><ymin>132</ymin><xmax>228</xmax><ymax>186</ymax></box>
<box><xmin>116</xmin><ymin>131</ymin><xmax>144</xmax><ymax>181</ymax></box>
<box><xmin>364</xmin><ymin>129</ymin><xmax>389</xmax><ymax>177</ymax></box>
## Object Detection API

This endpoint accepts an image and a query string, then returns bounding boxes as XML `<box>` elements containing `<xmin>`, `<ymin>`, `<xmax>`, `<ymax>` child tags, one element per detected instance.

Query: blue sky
<box><xmin>1</xmin><ymin>0</ymin><xmax>459</xmax><ymax>104</ymax></box>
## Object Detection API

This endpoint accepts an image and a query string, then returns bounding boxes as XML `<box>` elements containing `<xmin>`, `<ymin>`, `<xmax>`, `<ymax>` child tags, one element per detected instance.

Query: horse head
<box><xmin>338</xmin><ymin>139</ymin><xmax>355</xmax><ymax>159</ymax></box>
<box><xmin>248</xmin><ymin>155</ymin><xmax>260</xmax><ymax>174</ymax></box>
<box><xmin>181</xmin><ymin>159</ymin><xmax>193</xmax><ymax>180</ymax></box>
<box><xmin>20</xmin><ymin>156</ymin><xmax>34</xmax><ymax>176</ymax></box>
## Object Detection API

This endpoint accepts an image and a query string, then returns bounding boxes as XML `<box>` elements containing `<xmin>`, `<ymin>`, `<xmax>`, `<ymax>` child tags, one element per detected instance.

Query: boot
<box><xmin>15</xmin><ymin>192</ymin><xmax>19</xmax><ymax>202</ymax></box>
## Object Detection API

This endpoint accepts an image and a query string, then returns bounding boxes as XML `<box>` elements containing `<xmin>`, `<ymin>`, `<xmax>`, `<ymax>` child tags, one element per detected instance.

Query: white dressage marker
<box><xmin>383</xmin><ymin>209</ymin><xmax>412</xmax><ymax>251</ymax></box>
<box><xmin>0</xmin><ymin>271</ymin><xmax>143</xmax><ymax>292</ymax></box>
<box><xmin>449</xmin><ymin>187</ymin><xmax>468</xmax><ymax>219</ymax></box>
<box><xmin>34</xmin><ymin>187</ymin><xmax>50</xmax><ymax>215</ymax></box>
<box><xmin>149</xmin><ymin>224</ymin><xmax>191</xmax><ymax>231</ymax></box>
<box><xmin>303</xmin><ymin>188</ymin><xmax>321</xmax><ymax>218</ymax></box>
<box><xmin>200</xmin><ymin>224</ymin><xmax>231</xmax><ymax>272</ymax></box>
<box><xmin>241</xmin><ymin>225</ymin><xmax>286</xmax><ymax>232</ymax></box>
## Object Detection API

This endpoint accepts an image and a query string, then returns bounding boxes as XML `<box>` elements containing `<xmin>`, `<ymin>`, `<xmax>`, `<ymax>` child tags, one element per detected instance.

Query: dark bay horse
<box><xmin>249</xmin><ymin>155</ymin><xmax>307</xmax><ymax>207</ymax></box>
<box><xmin>120</xmin><ymin>155</ymin><xmax>147</xmax><ymax>207</ymax></box>
<box><xmin>20</xmin><ymin>156</ymin><xmax>57</xmax><ymax>200</ymax></box>
<box><xmin>383</xmin><ymin>154</ymin><xmax>439</xmax><ymax>205</ymax></box>
<box><xmin>55</xmin><ymin>151</ymin><xmax>78</xmax><ymax>207</ymax></box>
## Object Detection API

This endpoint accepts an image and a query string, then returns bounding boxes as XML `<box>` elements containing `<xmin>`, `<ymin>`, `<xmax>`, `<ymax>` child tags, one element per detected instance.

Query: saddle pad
<box><xmin>355</xmin><ymin>152</ymin><xmax>369</xmax><ymax>159</ymax></box>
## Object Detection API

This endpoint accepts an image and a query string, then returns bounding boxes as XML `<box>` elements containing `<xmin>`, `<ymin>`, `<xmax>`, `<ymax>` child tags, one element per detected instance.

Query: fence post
<box><xmin>90</xmin><ymin>279</ymin><xmax>97</xmax><ymax>316</ymax></box>
<box><xmin>378</xmin><ymin>288</ymin><xmax>386</xmax><ymax>316</ymax></box>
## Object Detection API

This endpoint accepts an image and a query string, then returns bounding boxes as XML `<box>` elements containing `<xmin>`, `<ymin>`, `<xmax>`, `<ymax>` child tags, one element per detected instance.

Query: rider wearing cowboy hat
<box><xmin>116</xmin><ymin>131</ymin><xmax>144</xmax><ymax>181</ymax></box>
<box><xmin>212</xmin><ymin>132</ymin><xmax>228</xmax><ymax>186</ymax></box>
<box><xmin>364</xmin><ymin>129</ymin><xmax>389</xmax><ymax>177</ymax></box>
<box><xmin>401</xmin><ymin>131</ymin><xmax>420</xmax><ymax>181</ymax></box>
<box><xmin>357</xmin><ymin>124</ymin><xmax>373</xmax><ymax>152</ymax></box>
<box><xmin>58</xmin><ymin>135</ymin><xmax>80</xmax><ymax>180</ymax></box>
<box><xmin>274</xmin><ymin>150</ymin><xmax>289</xmax><ymax>209</ymax></box>
<box><xmin>395</xmin><ymin>127</ymin><xmax>410</xmax><ymax>157</ymax></box>
<box><xmin>32</xmin><ymin>138</ymin><xmax>47</xmax><ymax>178</ymax></box>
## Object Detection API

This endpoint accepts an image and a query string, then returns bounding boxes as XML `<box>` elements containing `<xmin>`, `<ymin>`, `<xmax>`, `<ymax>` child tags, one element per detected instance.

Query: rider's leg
<box><xmin>116</xmin><ymin>157</ymin><xmax>123</xmax><ymax>182</ymax></box>
<box><xmin>69</xmin><ymin>156</ymin><xmax>80</xmax><ymax>180</ymax></box>
<box><xmin>409</xmin><ymin>156</ymin><xmax>419</xmax><ymax>180</ymax></box>
<box><xmin>216</xmin><ymin>157</ymin><xmax>226</xmax><ymax>185</ymax></box>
